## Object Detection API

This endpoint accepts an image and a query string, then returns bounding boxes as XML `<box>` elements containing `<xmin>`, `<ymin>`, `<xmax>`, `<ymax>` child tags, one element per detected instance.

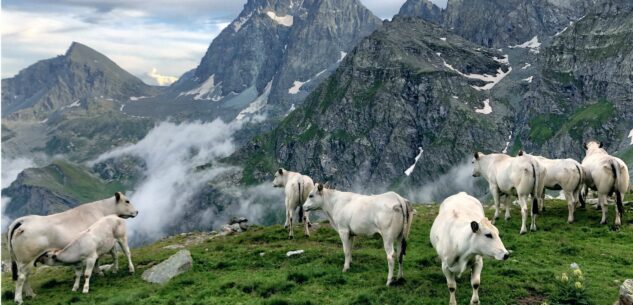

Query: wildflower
<box><xmin>570</xmin><ymin>262</ymin><xmax>579</xmax><ymax>269</ymax></box>
<box><xmin>575</xmin><ymin>282</ymin><xmax>583</xmax><ymax>289</ymax></box>
<box><xmin>573</xmin><ymin>269</ymin><xmax>582</xmax><ymax>277</ymax></box>
<box><xmin>561</xmin><ymin>273</ymin><xmax>569</xmax><ymax>283</ymax></box>
<box><xmin>578</xmin><ymin>275</ymin><xmax>584</xmax><ymax>282</ymax></box>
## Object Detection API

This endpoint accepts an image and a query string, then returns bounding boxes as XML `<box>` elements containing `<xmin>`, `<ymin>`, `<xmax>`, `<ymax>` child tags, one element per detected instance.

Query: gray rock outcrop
<box><xmin>142</xmin><ymin>250</ymin><xmax>193</xmax><ymax>284</ymax></box>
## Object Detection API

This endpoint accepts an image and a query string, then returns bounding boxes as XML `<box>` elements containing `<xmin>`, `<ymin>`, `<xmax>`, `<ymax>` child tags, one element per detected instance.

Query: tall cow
<box><xmin>431</xmin><ymin>192</ymin><xmax>510</xmax><ymax>305</ymax></box>
<box><xmin>7</xmin><ymin>192</ymin><xmax>138</xmax><ymax>304</ymax></box>
<box><xmin>303</xmin><ymin>183</ymin><xmax>413</xmax><ymax>286</ymax></box>
<box><xmin>582</xmin><ymin>141</ymin><xmax>630</xmax><ymax>229</ymax></box>
<box><xmin>39</xmin><ymin>215</ymin><xmax>134</xmax><ymax>294</ymax></box>
<box><xmin>472</xmin><ymin>152</ymin><xmax>546</xmax><ymax>234</ymax></box>
<box><xmin>272</xmin><ymin>168</ymin><xmax>314</xmax><ymax>238</ymax></box>
<box><xmin>521</xmin><ymin>152</ymin><xmax>585</xmax><ymax>223</ymax></box>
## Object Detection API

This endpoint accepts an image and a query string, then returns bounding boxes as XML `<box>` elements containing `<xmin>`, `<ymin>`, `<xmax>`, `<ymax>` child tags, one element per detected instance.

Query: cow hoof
<box><xmin>284</xmin><ymin>225</ymin><xmax>289</xmax><ymax>229</ymax></box>
<box><xmin>600</xmin><ymin>220</ymin><xmax>607</xmax><ymax>225</ymax></box>
<box><xmin>520</xmin><ymin>230</ymin><xmax>527</xmax><ymax>235</ymax></box>
<box><xmin>612</xmin><ymin>225</ymin><xmax>621</xmax><ymax>231</ymax></box>
<box><xmin>504</xmin><ymin>217</ymin><xmax>511</xmax><ymax>222</ymax></box>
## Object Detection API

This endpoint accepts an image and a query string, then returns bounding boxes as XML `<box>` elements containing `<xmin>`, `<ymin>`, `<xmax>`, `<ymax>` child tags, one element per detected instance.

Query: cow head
<box><xmin>114</xmin><ymin>192</ymin><xmax>138</xmax><ymax>219</ymax></box>
<box><xmin>472</xmin><ymin>152</ymin><xmax>484</xmax><ymax>177</ymax></box>
<box><xmin>272</xmin><ymin>168</ymin><xmax>287</xmax><ymax>188</ymax></box>
<box><xmin>304</xmin><ymin>183</ymin><xmax>325</xmax><ymax>212</ymax></box>
<box><xmin>37</xmin><ymin>249</ymin><xmax>62</xmax><ymax>266</ymax></box>
<box><xmin>584</xmin><ymin>140</ymin><xmax>603</xmax><ymax>153</ymax></box>
<box><xmin>469</xmin><ymin>218</ymin><xmax>509</xmax><ymax>261</ymax></box>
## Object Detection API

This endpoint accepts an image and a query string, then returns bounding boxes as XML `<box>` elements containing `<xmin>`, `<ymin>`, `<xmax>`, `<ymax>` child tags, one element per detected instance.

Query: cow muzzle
<box><xmin>495</xmin><ymin>251</ymin><xmax>510</xmax><ymax>261</ymax></box>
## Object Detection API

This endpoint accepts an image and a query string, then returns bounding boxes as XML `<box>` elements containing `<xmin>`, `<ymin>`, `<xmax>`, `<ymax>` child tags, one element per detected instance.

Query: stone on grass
<box><xmin>142</xmin><ymin>250</ymin><xmax>193</xmax><ymax>284</ymax></box>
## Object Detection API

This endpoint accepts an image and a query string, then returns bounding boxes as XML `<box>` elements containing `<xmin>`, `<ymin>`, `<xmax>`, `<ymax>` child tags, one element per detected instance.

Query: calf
<box><xmin>582</xmin><ymin>141</ymin><xmax>630</xmax><ymax>229</ymax></box>
<box><xmin>430</xmin><ymin>192</ymin><xmax>509</xmax><ymax>305</ymax></box>
<box><xmin>523</xmin><ymin>152</ymin><xmax>585</xmax><ymax>223</ymax></box>
<box><xmin>7</xmin><ymin>192</ymin><xmax>138</xmax><ymax>304</ymax></box>
<box><xmin>40</xmin><ymin>215</ymin><xmax>134</xmax><ymax>293</ymax></box>
<box><xmin>272</xmin><ymin>168</ymin><xmax>314</xmax><ymax>238</ymax></box>
<box><xmin>472</xmin><ymin>152</ymin><xmax>545</xmax><ymax>234</ymax></box>
<box><xmin>303</xmin><ymin>183</ymin><xmax>413</xmax><ymax>286</ymax></box>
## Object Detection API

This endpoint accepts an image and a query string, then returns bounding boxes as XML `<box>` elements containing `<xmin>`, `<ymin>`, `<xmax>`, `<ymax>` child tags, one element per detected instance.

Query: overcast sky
<box><xmin>1</xmin><ymin>0</ymin><xmax>447</xmax><ymax>85</ymax></box>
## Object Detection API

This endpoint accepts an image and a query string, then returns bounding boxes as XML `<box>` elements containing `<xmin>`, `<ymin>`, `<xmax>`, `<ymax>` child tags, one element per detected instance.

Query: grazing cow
<box><xmin>38</xmin><ymin>215</ymin><xmax>134</xmax><ymax>294</ymax></box>
<box><xmin>581</xmin><ymin>141</ymin><xmax>630</xmax><ymax>229</ymax></box>
<box><xmin>272</xmin><ymin>168</ymin><xmax>314</xmax><ymax>238</ymax></box>
<box><xmin>472</xmin><ymin>152</ymin><xmax>546</xmax><ymax>234</ymax></box>
<box><xmin>431</xmin><ymin>192</ymin><xmax>510</xmax><ymax>305</ymax></box>
<box><xmin>520</xmin><ymin>152</ymin><xmax>585</xmax><ymax>223</ymax></box>
<box><xmin>303</xmin><ymin>183</ymin><xmax>413</xmax><ymax>286</ymax></box>
<box><xmin>7</xmin><ymin>192</ymin><xmax>138</xmax><ymax>304</ymax></box>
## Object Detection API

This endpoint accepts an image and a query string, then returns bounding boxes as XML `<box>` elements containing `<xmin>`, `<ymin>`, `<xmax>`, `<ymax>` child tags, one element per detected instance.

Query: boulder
<box><xmin>616</xmin><ymin>279</ymin><xmax>633</xmax><ymax>305</ymax></box>
<box><xmin>142</xmin><ymin>250</ymin><xmax>193</xmax><ymax>284</ymax></box>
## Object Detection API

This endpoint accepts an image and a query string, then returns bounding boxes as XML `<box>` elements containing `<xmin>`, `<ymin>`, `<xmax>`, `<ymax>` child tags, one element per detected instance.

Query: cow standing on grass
<box><xmin>272</xmin><ymin>168</ymin><xmax>314</xmax><ymax>238</ymax></box>
<box><xmin>6</xmin><ymin>192</ymin><xmax>138</xmax><ymax>304</ymax></box>
<box><xmin>520</xmin><ymin>152</ymin><xmax>585</xmax><ymax>223</ymax></box>
<box><xmin>431</xmin><ymin>192</ymin><xmax>510</xmax><ymax>305</ymax></box>
<box><xmin>303</xmin><ymin>183</ymin><xmax>413</xmax><ymax>286</ymax></box>
<box><xmin>472</xmin><ymin>152</ymin><xmax>546</xmax><ymax>234</ymax></box>
<box><xmin>38</xmin><ymin>215</ymin><xmax>134</xmax><ymax>294</ymax></box>
<box><xmin>581</xmin><ymin>141</ymin><xmax>630</xmax><ymax>229</ymax></box>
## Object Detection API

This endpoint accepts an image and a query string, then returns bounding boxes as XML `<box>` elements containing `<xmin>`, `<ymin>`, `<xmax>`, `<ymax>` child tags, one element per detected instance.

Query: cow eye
<box><xmin>309</xmin><ymin>194</ymin><xmax>314</xmax><ymax>198</ymax></box>
<box><xmin>485</xmin><ymin>233</ymin><xmax>493</xmax><ymax>239</ymax></box>
<box><xmin>126</xmin><ymin>200</ymin><xmax>130</xmax><ymax>203</ymax></box>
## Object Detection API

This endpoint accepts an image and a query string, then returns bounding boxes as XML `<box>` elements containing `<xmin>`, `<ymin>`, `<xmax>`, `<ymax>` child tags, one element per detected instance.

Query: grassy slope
<box><xmin>2</xmin><ymin>198</ymin><xmax>633</xmax><ymax>305</ymax></box>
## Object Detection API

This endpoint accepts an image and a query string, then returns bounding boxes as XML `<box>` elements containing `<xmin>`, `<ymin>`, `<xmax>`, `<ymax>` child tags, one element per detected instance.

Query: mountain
<box><xmin>2</xmin><ymin>160</ymin><xmax>124</xmax><ymax>219</ymax></box>
<box><xmin>233</xmin><ymin>16</ymin><xmax>514</xmax><ymax>189</ymax></box>
<box><xmin>399</xmin><ymin>0</ymin><xmax>597</xmax><ymax>48</ymax></box>
<box><xmin>123</xmin><ymin>0</ymin><xmax>382</xmax><ymax>122</ymax></box>
<box><xmin>1</xmin><ymin>42</ymin><xmax>159</xmax><ymax>121</ymax></box>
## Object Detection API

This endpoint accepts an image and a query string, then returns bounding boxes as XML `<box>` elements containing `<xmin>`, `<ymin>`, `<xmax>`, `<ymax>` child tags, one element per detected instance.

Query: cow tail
<box><xmin>297</xmin><ymin>181</ymin><xmax>304</xmax><ymax>223</ymax></box>
<box><xmin>398</xmin><ymin>198</ymin><xmax>413</xmax><ymax>262</ymax></box>
<box><xmin>8</xmin><ymin>220</ymin><xmax>23</xmax><ymax>281</ymax></box>
<box><xmin>576</xmin><ymin>164</ymin><xmax>586</xmax><ymax>207</ymax></box>
<box><xmin>611</xmin><ymin>161</ymin><xmax>624</xmax><ymax>216</ymax></box>
<box><xmin>531</xmin><ymin>163</ymin><xmax>539</xmax><ymax>215</ymax></box>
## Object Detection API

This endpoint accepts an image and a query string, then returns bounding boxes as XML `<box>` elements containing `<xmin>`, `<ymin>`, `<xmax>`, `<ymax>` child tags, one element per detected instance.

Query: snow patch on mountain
<box><xmin>523</xmin><ymin>76</ymin><xmax>533</xmax><ymax>83</ymax></box>
<box><xmin>509</xmin><ymin>36</ymin><xmax>541</xmax><ymax>54</ymax></box>
<box><xmin>338</xmin><ymin>51</ymin><xmax>347</xmax><ymax>63</ymax></box>
<box><xmin>180</xmin><ymin>75</ymin><xmax>222</xmax><ymax>101</ymax></box>
<box><xmin>266</xmin><ymin>11</ymin><xmax>293</xmax><ymax>27</ymax></box>
<box><xmin>288</xmin><ymin>81</ymin><xmax>306</xmax><ymax>94</ymax></box>
<box><xmin>443</xmin><ymin>58</ymin><xmax>511</xmax><ymax>91</ymax></box>
<box><xmin>475</xmin><ymin>99</ymin><xmax>492</xmax><ymax>114</ymax></box>
<box><xmin>404</xmin><ymin>147</ymin><xmax>423</xmax><ymax>176</ymax></box>
<box><xmin>235</xmin><ymin>81</ymin><xmax>272</xmax><ymax>122</ymax></box>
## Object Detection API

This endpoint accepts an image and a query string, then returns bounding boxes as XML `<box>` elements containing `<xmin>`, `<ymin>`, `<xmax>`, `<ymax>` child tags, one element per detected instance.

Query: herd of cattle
<box><xmin>5</xmin><ymin>140</ymin><xmax>630</xmax><ymax>304</ymax></box>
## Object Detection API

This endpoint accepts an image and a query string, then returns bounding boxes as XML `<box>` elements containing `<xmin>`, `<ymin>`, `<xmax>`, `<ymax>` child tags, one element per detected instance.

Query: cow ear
<box><xmin>518</xmin><ymin>150</ymin><xmax>524</xmax><ymax>156</ymax></box>
<box><xmin>474</xmin><ymin>152</ymin><xmax>480</xmax><ymax>160</ymax></box>
<box><xmin>470</xmin><ymin>221</ymin><xmax>479</xmax><ymax>233</ymax></box>
<box><xmin>599</xmin><ymin>142</ymin><xmax>603</xmax><ymax>148</ymax></box>
<box><xmin>317</xmin><ymin>184</ymin><xmax>323</xmax><ymax>192</ymax></box>
<box><xmin>115</xmin><ymin>192</ymin><xmax>121</xmax><ymax>202</ymax></box>
<box><xmin>278</xmin><ymin>168</ymin><xmax>283</xmax><ymax>175</ymax></box>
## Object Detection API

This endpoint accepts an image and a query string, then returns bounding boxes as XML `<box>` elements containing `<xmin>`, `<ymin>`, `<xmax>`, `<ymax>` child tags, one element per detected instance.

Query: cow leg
<box><xmin>24</xmin><ymin>277</ymin><xmax>36</xmax><ymax>298</ymax></box>
<box><xmin>565</xmin><ymin>190</ymin><xmax>575</xmax><ymax>223</ymax></box>
<box><xmin>441</xmin><ymin>262</ymin><xmax>457</xmax><ymax>305</ymax></box>
<box><xmin>470</xmin><ymin>255</ymin><xmax>483</xmax><ymax>305</ymax></box>
<box><xmin>111</xmin><ymin>246</ymin><xmax>119</xmax><ymax>273</ymax></box>
<box><xmin>530</xmin><ymin>197</ymin><xmax>538</xmax><ymax>232</ymax></box>
<box><xmin>518</xmin><ymin>196</ymin><xmax>529</xmax><ymax>234</ymax></box>
<box><xmin>303</xmin><ymin>210</ymin><xmax>310</xmax><ymax>237</ymax></box>
<box><xmin>383</xmin><ymin>238</ymin><xmax>395</xmax><ymax>286</ymax></box>
<box><xmin>599</xmin><ymin>193</ymin><xmax>608</xmax><ymax>225</ymax></box>
<box><xmin>339</xmin><ymin>230</ymin><xmax>352</xmax><ymax>272</ymax></box>
<box><xmin>305</xmin><ymin>210</ymin><xmax>312</xmax><ymax>227</ymax></box>
<box><xmin>491</xmin><ymin>187</ymin><xmax>501</xmax><ymax>223</ymax></box>
<box><xmin>503</xmin><ymin>195</ymin><xmax>511</xmax><ymax>221</ymax></box>
<box><xmin>14</xmin><ymin>262</ymin><xmax>33</xmax><ymax>304</ymax></box>
<box><xmin>117</xmin><ymin>237</ymin><xmax>134</xmax><ymax>273</ymax></box>
<box><xmin>72</xmin><ymin>266</ymin><xmax>82</xmax><ymax>292</ymax></box>
<box><xmin>82</xmin><ymin>256</ymin><xmax>97</xmax><ymax>293</ymax></box>
<box><xmin>395</xmin><ymin>236</ymin><xmax>404</xmax><ymax>280</ymax></box>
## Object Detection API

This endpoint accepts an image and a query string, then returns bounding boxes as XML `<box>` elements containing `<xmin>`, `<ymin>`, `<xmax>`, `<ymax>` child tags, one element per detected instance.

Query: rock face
<box><xmin>234</xmin><ymin>17</ymin><xmax>513</xmax><ymax>190</ymax></box>
<box><xmin>1</xmin><ymin>42</ymin><xmax>158</xmax><ymax>120</ymax></box>
<box><xmin>124</xmin><ymin>0</ymin><xmax>382</xmax><ymax>122</ymax></box>
<box><xmin>142</xmin><ymin>250</ymin><xmax>193</xmax><ymax>284</ymax></box>
<box><xmin>398</xmin><ymin>0</ymin><xmax>443</xmax><ymax>24</ymax></box>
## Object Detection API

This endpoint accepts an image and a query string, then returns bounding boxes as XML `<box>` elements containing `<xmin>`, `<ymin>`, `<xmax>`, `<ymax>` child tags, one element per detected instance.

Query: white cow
<box><xmin>472</xmin><ymin>152</ymin><xmax>546</xmax><ymax>234</ymax></box>
<box><xmin>38</xmin><ymin>215</ymin><xmax>134</xmax><ymax>294</ymax></box>
<box><xmin>7</xmin><ymin>192</ymin><xmax>138</xmax><ymax>304</ymax></box>
<box><xmin>582</xmin><ymin>141</ymin><xmax>630</xmax><ymax>228</ymax></box>
<box><xmin>272</xmin><ymin>168</ymin><xmax>314</xmax><ymax>238</ymax></box>
<box><xmin>303</xmin><ymin>183</ymin><xmax>413</xmax><ymax>286</ymax></box>
<box><xmin>522</xmin><ymin>152</ymin><xmax>585</xmax><ymax>223</ymax></box>
<box><xmin>431</xmin><ymin>192</ymin><xmax>510</xmax><ymax>305</ymax></box>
